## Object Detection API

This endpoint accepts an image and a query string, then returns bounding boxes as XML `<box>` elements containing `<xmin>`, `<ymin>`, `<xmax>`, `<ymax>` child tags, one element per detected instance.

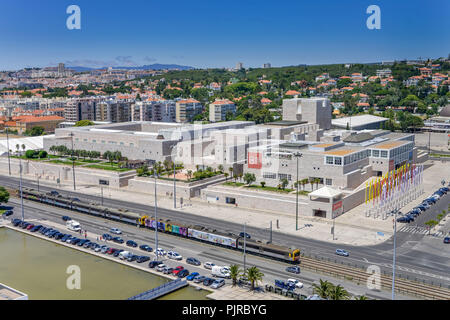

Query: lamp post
<box><xmin>392</xmin><ymin>208</ymin><xmax>398</xmax><ymax>300</ymax></box>
<box><xmin>69</xmin><ymin>132</ymin><xmax>76</xmax><ymax>191</ymax></box>
<box><xmin>293</xmin><ymin>152</ymin><xmax>303</xmax><ymax>230</ymax></box>
<box><xmin>16</xmin><ymin>145</ymin><xmax>24</xmax><ymax>221</ymax></box>
<box><xmin>154</xmin><ymin>168</ymin><xmax>159</xmax><ymax>261</ymax></box>
<box><xmin>173</xmin><ymin>161</ymin><xmax>176</xmax><ymax>209</ymax></box>
<box><xmin>243</xmin><ymin>222</ymin><xmax>247</xmax><ymax>272</ymax></box>
<box><xmin>6</xmin><ymin>125</ymin><xmax>11</xmax><ymax>175</ymax></box>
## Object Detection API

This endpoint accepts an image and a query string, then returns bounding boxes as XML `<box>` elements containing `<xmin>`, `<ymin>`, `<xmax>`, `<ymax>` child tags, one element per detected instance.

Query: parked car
<box><xmin>239</xmin><ymin>232</ymin><xmax>251</xmax><ymax>239</ymax></box>
<box><xmin>335</xmin><ymin>249</ymin><xmax>349</xmax><ymax>257</ymax></box>
<box><xmin>71</xmin><ymin>239</ymin><xmax>81</xmax><ymax>245</ymax></box>
<box><xmin>113</xmin><ymin>249</ymin><xmax>124</xmax><ymax>257</ymax></box>
<box><xmin>61</xmin><ymin>234</ymin><xmax>71</xmax><ymax>242</ymax></box>
<box><xmin>287</xmin><ymin>279</ymin><xmax>304</xmax><ymax>289</ymax></box>
<box><xmin>210</xmin><ymin>279</ymin><xmax>225</xmax><ymax>289</ymax></box>
<box><xmin>100</xmin><ymin>245</ymin><xmax>109</xmax><ymax>253</ymax></box>
<box><xmin>186</xmin><ymin>257</ymin><xmax>201</xmax><ymax>266</ymax></box>
<box><xmin>443</xmin><ymin>237</ymin><xmax>450</xmax><ymax>244</ymax></box>
<box><xmin>112</xmin><ymin>237</ymin><xmax>124</xmax><ymax>244</ymax></box>
<box><xmin>148</xmin><ymin>261</ymin><xmax>163</xmax><ymax>268</ymax></box>
<box><xmin>106</xmin><ymin>248</ymin><xmax>115</xmax><ymax>254</ymax></box>
<box><xmin>186</xmin><ymin>272</ymin><xmax>199</xmax><ymax>281</ymax></box>
<box><xmin>83</xmin><ymin>241</ymin><xmax>92</xmax><ymax>248</ymax></box>
<box><xmin>203</xmin><ymin>278</ymin><xmax>214</xmax><ymax>286</ymax></box>
<box><xmin>397</xmin><ymin>217</ymin><xmax>409</xmax><ymax>223</ymax></box>
<box><xmin>26</xmin><ymin>224</ymin><xmax>34</xmax><ymax>230</ymax></box>
<box><xmin>139</xmin><ymin>244</ymin><xmax>153</xmax><ymax>252</ymax></box>
<box><xmin>178</xmin><ymin>269</ymin><xmax>190</xmax><ymax>278</ymax></box>
<box><xmin>155</xmin><ymin>248</ymin><xmax>166</xmax><ymax>256</ymax></box>
<box><xmin>156</xmin><ymin>264</ymin><xmax>167</xmax><ymax>272</ymax></box>
<box><xmin>49</xmin><ymin>190</ymin><xmax>59</xmax><ymax>196</ymax></box>
<box><xmin>56</xmin><ymin>233</ymin><xmax>65</xmax><ymax>240</ymax></box>
<box><xmin>163</xmin><ymin>267</ymin><xmax>174</xmax><ymax>275</ymax></box>
<box><xmin>3</xmin><ymin>210</ymin><xmax>13</xmax><ymax>217</ymax></box>
<box><xmin>204</xmin><ymin>262</ymin><xmax>215</xmax><ymax>270</ymax></box>
<box><xmin>286</xmin><ymin>266</ymin><xmax>300</xmax><ymax>274</ymax></box>
<box><xmin>62</xmin><ymin>216</ymin><xmax>71</xmax><ymax>221</ymax></box>
<box><xmin>110</xmin><ymin>228</ymin><xmax>122</xmax><ymax>234</ymax></box>
<box><xmin>136</xmin><ymin>256</ymin><xmax>150</xmax><ymax>263</ymax></box>
<box><xmin>172</xmin><ymin>266</ymin><xmax>184</xmax><ymax>276</ymax></box>
<box><xmin>78</xmin><ymin>239</ymin><xmax>89</xmax><ymax>247</ymax></box>
<box><xmin>102</xmin><ymin>233</ymin><xmax>113</xmax><ymax>241</ymax></box>
<box><xmin>30</xmin><ymin>225</ymin><xmax>42</xmax><ymax>232</ymax></box>
<box><xmin>167</xmin><ymin>251</ymin><xmax>182</xmax><ymax>260</ymax></box>
<box><xmin>126</xmin><ymin>240</ymin><xmax>138</xmax><ymax>248</ymax></box>
<box><xmin>127</xmin><ymin>254</ymin><xmax>139</xmax><ymax>262</ymax></box>
<box><xmin>12</xmin><ymin>219</ymin><xmax>21</xmax><ymax>226</ymax></box>
<box><xmin>193</xmin><ymin>275</ymin><xmax>206</xmax><ymax>284</ymax></box>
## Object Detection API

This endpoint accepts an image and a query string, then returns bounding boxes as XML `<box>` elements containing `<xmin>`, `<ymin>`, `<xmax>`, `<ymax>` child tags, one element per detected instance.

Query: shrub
<box><xmin>25</xmin><ymin>150</ymin><xmax>38</xmax><ymax>159</ymax></box>
<box><xmin>38</xmin><ymin>150</ymin><xmax>48</xmax><ymax>159</ymax></box>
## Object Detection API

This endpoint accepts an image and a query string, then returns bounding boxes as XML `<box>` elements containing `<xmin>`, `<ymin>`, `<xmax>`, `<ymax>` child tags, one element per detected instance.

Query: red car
<box><xmin>107</xmin><ymin>248</ymin><xmax>116</xmax><ymax>254</ymax></box>
<box><xmin>26</xmin><ymin>224</ymin><xmax>35</xmax><ymax>230</ymax></box>
<box><xmin>172</xmin><ymin>266</ymin><xmax>184</xmax><ymax>275</ymax></box>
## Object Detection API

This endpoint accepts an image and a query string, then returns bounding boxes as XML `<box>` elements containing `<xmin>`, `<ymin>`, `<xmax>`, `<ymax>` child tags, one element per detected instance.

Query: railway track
<box><xmin>6</xmin><ymin>187</ymin><xmax>450</xmax><ymax>300</ymax></box>
<box><xmin>299</xmin><ymin>256</ymin><xmax>450</xmax><ymax>300</ymax></box>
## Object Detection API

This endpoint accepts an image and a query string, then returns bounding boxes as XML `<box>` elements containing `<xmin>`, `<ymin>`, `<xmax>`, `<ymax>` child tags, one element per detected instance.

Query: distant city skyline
<box><xmin>0</xmin><ymin>0</ymin><xmax>449</xmax><ymax>71</ymax></box>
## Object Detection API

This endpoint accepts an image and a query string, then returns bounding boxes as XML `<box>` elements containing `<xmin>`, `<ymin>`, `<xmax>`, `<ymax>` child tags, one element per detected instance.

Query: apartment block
<box><xmin>175</xmin><ymin>99</ymin><xmax>203</xmax><ymax>123</ymax></box>
<box><xmin>209</xmin><ymin>99</ymin><xmax>236</xmax><ymax>122</ymax></box>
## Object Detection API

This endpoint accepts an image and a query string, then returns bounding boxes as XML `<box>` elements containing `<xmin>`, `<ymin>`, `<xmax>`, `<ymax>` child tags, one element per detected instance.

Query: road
<box><xmin>3</xmin><ymin>197</ymin><xmax>415</xmax><ymax>300</ymax></box>
<box><xmin>1</xmin><ymin>175</ymin><xmax>449</xmax><ymax>290</ymax></box>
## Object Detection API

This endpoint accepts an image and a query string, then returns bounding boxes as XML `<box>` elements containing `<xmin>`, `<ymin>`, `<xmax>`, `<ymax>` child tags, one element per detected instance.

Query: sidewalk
<box><xmin>8</xmin><ymin>160</ymin><xmax>448</xmax><ymax>246</ymax></box>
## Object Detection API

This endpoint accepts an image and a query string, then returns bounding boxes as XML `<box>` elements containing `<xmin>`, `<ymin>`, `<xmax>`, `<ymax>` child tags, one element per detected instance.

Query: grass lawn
<box><xmin>223</xmin><ymin>182</ymin><xmax>245</xmax><ymax>187</ymax></box>
<box><xmin>430</xmin><ymin>153</ymin><xmax>450</xmax><ymax>158</ymax></box>
<box><xmin>49</xmin><ymin>160</ymin><xmax>84</xmax><ymax>166</ymax></box>
<box><xmin>246</xmin><ymin>185</ymin><xmax>294</xmax><ymax>193</ymax></box>
<box><xmin>85</xmin><ymin>164</ymin><xmax>132</xmax><ymax>172</ymax></box>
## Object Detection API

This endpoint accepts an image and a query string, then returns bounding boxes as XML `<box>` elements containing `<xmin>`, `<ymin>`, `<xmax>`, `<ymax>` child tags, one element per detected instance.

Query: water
<box><xmin>0</xmin><ymin>228</ymin><xmax>210</xmax><ymax>300</ymax></box>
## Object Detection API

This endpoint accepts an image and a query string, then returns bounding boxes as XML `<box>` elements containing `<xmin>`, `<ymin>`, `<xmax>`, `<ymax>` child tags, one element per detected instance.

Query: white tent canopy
<box><xmin>0</xmin><ymin>135</ymin><xmax>52</xmax><ymax>156</ymax></box>
<box><xmin>309</xmin><ymin>186</ymin><xmax>343</xmax><ymax>199</ymax></box>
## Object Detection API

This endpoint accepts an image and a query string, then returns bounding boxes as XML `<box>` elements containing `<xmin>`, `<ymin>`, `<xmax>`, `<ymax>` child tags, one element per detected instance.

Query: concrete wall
<box><xmin>200</xmin><ymin>185</ymin><xmax>311</xmax><ymax>216</ymax></box>
<box><xmin>127</xmin><ymin>174</ymin><xmax>226</xmax><ymax>199</ymax></box>
<box><xmin>0</xmin><ymin>158</ymin><xmax>135</xmax><ymax>188</ymax></box>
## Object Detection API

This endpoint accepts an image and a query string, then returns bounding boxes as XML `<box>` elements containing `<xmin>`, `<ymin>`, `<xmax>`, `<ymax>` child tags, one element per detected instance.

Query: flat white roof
<box><xmin>332</xmin><ymin>115</ymin><xmax>388</xmax><ymax>127</ymax></box>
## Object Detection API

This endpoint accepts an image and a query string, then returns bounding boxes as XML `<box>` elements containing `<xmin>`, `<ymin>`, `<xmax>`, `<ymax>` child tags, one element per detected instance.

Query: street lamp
<box><xmin>16</xmin><ymin>145</ymin><xmax>24</xmax><ymax>221</ymax></box>
<box><xmin>5</xmin><ymin>125</ymin><xmax>11</xmax><ymax>175</ymax></box>
<box><xmin>243</xmin><ymin>222</ymin><xmax>247</xmax><ymax>272</ymax></box>
<box><xmin>69</xmin><ymin>132</ymin><xmax>76</xmax><ymax>190</ymax></box>
<box><xmin>293</xmin><ymin>152</ymin><xmax>303</xmax><ymax>230</ymax></box>
<box><xmin>173</xmin><ymin>161</ymin><xmax>176</xmax><ymax>209</ymax></box>
<box><xmin>391</xmin><ymin>208</ymin><xmax>398</xmax><ymax>300</ymax></box>
<box><xmin>154</xmin><ymin>167</ymin><xmax>159</xmax><ymax>261</ymax></box>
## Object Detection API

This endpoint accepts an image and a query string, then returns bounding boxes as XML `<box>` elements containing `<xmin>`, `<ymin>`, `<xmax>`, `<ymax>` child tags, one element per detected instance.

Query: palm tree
<box><xmin>312</xmin><ymin>279</ymin><xmax>333</xmax><ymax>299</ymax></box>
<box><xmin>218</xmin><ymin>164</ymin><xmax>224</xmax><ymax>173</ymax></box>
<box><xmin>309</xmin><ymin>178</ymin><xmax>314</xmax><ymax>191</ymax></box>
<box><xmin>187</xmin><ymin>170</ymin><xmax>193</xmax><ymax>181</ymax></box>
<box><xmin>228</xmin><ymin>167</ymin><xmax>233</xmax><ymax>179</ymax></box>
<box><xmin>244</xmin><ymin>266</ymin><xmax>264</xmax><ymax>291</ymax></box>
<box><xmin>16</xmin><ymin>144</ymin><xmax>20</xmax><ymax>155</ymax></box>
<box><xmin>354</xmin><ymin>295</ymin><xmax>368</xmax><ymax>300</ymax></box>
<box><xmin>229</xmin><ymin>264</ymin><xmax>242</xmax><ymax>287</ymax></box>
<box><xmin>224</xmin><ymin>172</ymin><xmax>229</xmax><ymax>181</ymax></box>
<box><xmin>21</xmin><ymin>144</ymin><xmax>26</xmax><ymax>153</ymax></box>
<box><xmin>328</xmin><ymin>284</ymin><xmax>350</xmax><ymax>300</ymax></box>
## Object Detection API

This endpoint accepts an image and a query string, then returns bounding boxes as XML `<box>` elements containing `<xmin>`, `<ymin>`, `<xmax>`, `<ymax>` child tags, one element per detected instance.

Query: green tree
<box><xmin>244</xmin><ymin>266</ymin><xmax>264</xmax><ymax>291</ymax></box>
<box><xmin>260</xmin><ymin>181</ymin><xmax>266</xmax><ymax>188</ymax></box>
<box><xmin>280</xmin><ymin>178</ymin><xmax>289</xmax><ymax>190</ymax></box>
<box><xmin>243</xmin><ymin>173</ymin><xmax>256</xmax><ymax>186</ymax></box>
<box><xmin>0</xmin><ymin>186</ymin><xmax>10</xmax><ymax>205</ymax></box>
<box><xmin>312</xmin><ymin>279</ymin><xmax>333</xmax><ymax>299</ymax></box>
<box><xmin>74</xmin><ymin>120</ymin><xmax>95</xmax><ymax>127</ymax></box>
<box><xmin>424</xmin><ymin>220</ymin><xmax>438</xmax><ymax>235</ymax></box>
<box><xmin>328</xmin><ymin>284</ymin><xmax>350</xmax><ymax>300</ymax></box>
<box><xmin>229</xmin><ymin>264</ymin><xmax>242</xmax><ymax>287</ymax></box>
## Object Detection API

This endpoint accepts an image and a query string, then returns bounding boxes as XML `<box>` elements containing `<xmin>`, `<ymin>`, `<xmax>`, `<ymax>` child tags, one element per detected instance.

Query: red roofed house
<box><xmin>285</xmin><ymin>90</ymin><xmax>300</xmax><ymax>96</ymax></box>
<box><xmin>4</xmin><ymin>115</ymin><xmax>65</xmax><ymax>134</ymax></box>
<box><xmin>175</xmin><ymin>99</ymin><xmax>203</xmax><ymax>123</ymax></box>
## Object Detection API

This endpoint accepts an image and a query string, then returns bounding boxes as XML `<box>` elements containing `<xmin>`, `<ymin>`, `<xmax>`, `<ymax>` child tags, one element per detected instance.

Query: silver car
<box><xmin>101</xmin><ymin>246</ymin><xmax>109</xmax><ymax>254</ymax></box>
<box><xmin>210</xmin><ymin>279</ymin><xmax>225</xmax><ymax>289</ymax></box>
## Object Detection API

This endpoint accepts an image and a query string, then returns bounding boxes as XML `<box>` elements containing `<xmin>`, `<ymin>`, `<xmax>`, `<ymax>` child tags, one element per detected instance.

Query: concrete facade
<box><xmin>282</xmin><ymin>97</ymin><xmax>332</xmax><ymax>130</ymax></box>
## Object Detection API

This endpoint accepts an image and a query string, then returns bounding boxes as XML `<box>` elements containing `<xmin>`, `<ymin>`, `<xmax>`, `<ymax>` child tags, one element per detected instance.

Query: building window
<box><xmin>381</xmin><ymin>150</ymin><xmax>388</xmax><ymax>158</ymax></box>
<box><xmin>326</xmin><ymin>156</ymin><xmax>334</xmax><ymax>165</ymax></box>
<box><xmin>92</xmin><ymin>140</ymin><xmax>96</xmax><ymax>143</ymax></box>
<box><xmin>334</xmin><ymin>157</ymin><xmax>342</xmax><ymax>165</ymax></box>
<box><xmin>372</xmin><ymin>150</ymin><xmax>379</xmax><ymax>157</ymax></box>
<box><xmin>326</xmin><ymin>178</ymin><xmax>332</xmax><ymax>185</ymax></box>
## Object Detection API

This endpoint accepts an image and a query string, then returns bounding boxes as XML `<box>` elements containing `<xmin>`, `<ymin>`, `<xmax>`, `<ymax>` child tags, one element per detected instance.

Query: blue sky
<box><xmin>0</xmin><ymin>0</ymin><xmax>449</xmax><ymax>70</ymax></box>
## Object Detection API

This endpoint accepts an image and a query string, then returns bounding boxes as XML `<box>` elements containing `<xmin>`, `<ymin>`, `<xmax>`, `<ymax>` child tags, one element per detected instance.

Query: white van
<box><xmin>119</xmin><ymin>251</ymin><xmax>133</xmax><ymax>260</ymax></box>
<box><xmin>66</xmin><ymin>220</ymin><xmax>81</xmax><ymax>232</ymax></box>
<box><xmin>211</xmin><ymin>266</ymin><xmax>231</xmax><ymax>279</ymax></box>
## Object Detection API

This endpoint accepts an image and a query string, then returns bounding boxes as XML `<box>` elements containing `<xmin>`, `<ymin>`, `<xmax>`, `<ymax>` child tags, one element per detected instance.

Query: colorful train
<box><xmin>19</xmin><ymin>188</ymin><xmax>300</xmax><ymax>264</ymax></box>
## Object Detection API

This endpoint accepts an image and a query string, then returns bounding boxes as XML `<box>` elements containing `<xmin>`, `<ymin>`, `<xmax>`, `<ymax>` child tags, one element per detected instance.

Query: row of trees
<box><xmin>312</xmin><ymin>279</ymin><xmax>367</xmax><ymax>300</ymax></box>
<box><xmin>229</xmin><ymin>264</ymin><xmax>264</xmax><ymax>291</ymax></box>
<box><xmin>49</xmin><ymin>145</ymin><xmax>101</xmax><ymax>160</ymax></box>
